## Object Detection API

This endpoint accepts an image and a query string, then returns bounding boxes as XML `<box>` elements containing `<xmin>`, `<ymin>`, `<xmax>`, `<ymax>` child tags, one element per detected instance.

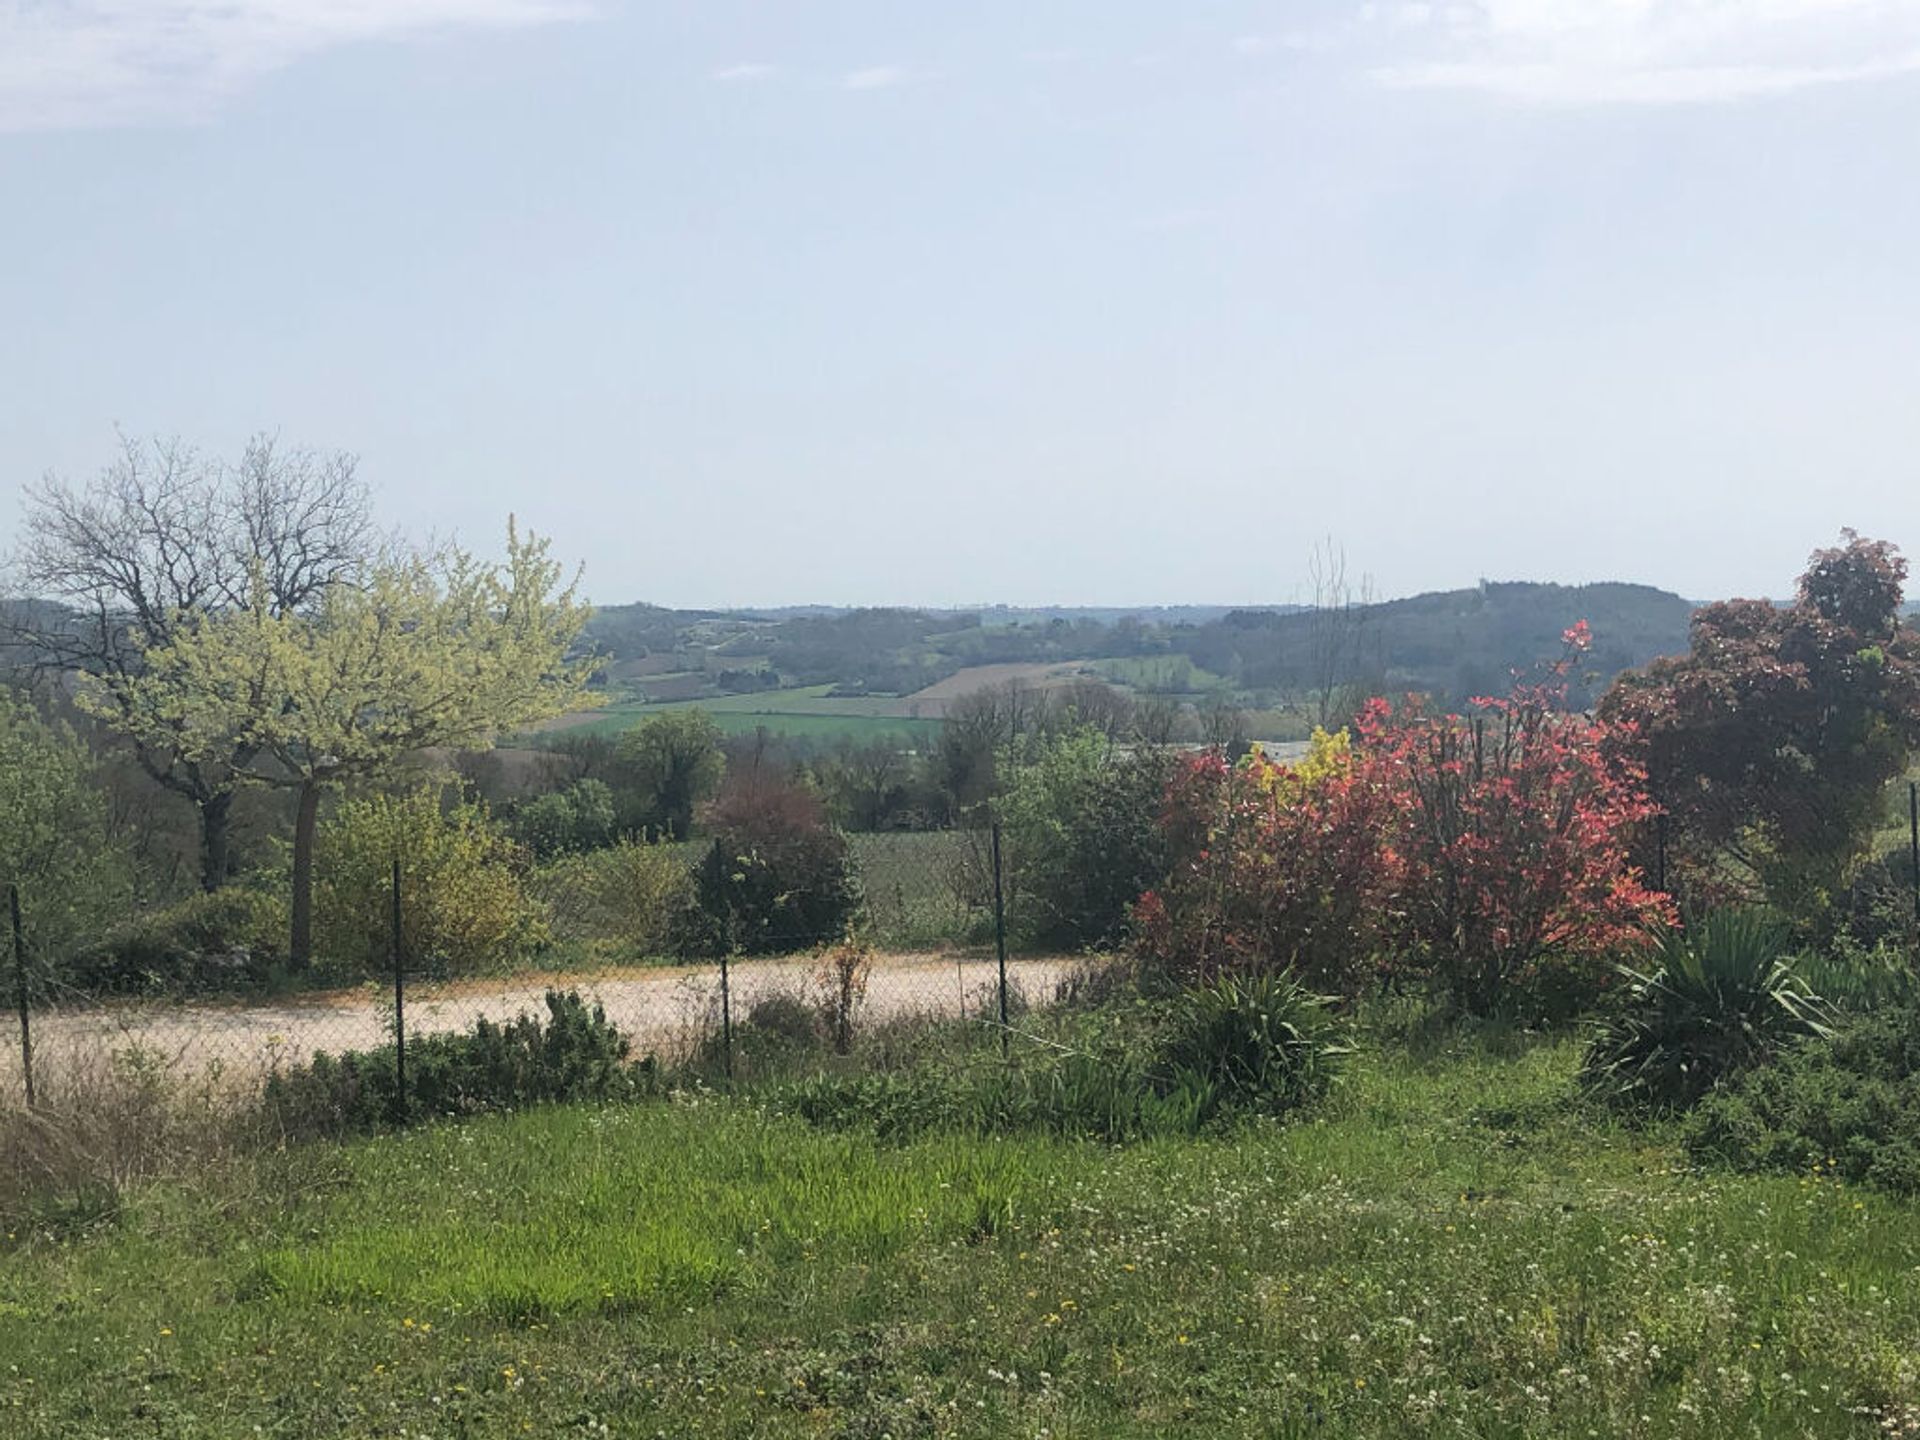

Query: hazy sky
<box><xmin>5</xmin><ymin>1</ymin><xmax>1920</xmax><ymax>609</ymax></box>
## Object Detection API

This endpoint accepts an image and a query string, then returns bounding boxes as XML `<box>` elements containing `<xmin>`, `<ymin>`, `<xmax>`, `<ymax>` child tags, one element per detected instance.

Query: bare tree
<box><xmin>1200</xmin><ymin>696</ymin><xmax>1250</xmax><ymax>757</ymax></box>
<box><xmin>6</xmin><ymin>434</ymin><xmax>372</xmax><ymax>891</ymax></box>
<box><xmin>1052</xmin><ymin>677</ymin><xmax>1135</xmax><ymax>742</ymax></box>
<box><xmin>1304</xmin><ymin>536</ymin><xmax>1379</xmax><ymax>730</ymax></box>
<box><xmin>1130</xmin><ymin>694</ymin><xmax>1192</xmax><ymax>747</ymax></box>
<box><xmin>821</xmin><ymin>737</ymin><xmax>910</xmax><ymax>830</ymax></box>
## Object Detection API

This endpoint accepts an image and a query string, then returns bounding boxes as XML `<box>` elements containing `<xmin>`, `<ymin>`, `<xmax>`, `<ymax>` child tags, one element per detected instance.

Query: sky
<box><xmin>4</xmin><ymin>1</ymin><xmax>1920</xmax><ymax>610</ymax></box>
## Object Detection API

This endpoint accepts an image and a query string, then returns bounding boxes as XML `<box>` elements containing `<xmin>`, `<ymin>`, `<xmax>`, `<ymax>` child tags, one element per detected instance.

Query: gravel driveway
<box><xmin>0</xmin><ymin>952</ymin><xmax>1082</xmax><ymax>1106</ymax></box>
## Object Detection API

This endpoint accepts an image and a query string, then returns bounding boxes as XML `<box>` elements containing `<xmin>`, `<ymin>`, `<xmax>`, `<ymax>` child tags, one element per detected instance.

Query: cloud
<box><xmin>842</xmin><ymin>65</ymin><xmax>912</xmax><ymax>91</ymax></box>
<box><xmin>1359</xmin><ymin>0</ymin><xmax>1920</xmax><ymax>105</ymax></box>
<box><xmin>712</xmin><ymin>62</ymin><xmax>775</xmax><ymax>82</ymax></box>
<box><xmin>0</xmin><ymin>0</ymin><xmax>591</xmax><ymax>133</ymax></box>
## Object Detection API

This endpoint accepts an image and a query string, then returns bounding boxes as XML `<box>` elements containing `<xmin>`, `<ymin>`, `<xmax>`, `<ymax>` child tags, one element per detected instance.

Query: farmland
<box><xmin>530</xmin><ymin>685</ymin><xmax>946</xmax><ymax>744</ymax></box>
<box><xmin>5</xmin><ymin>1029</ymin><xmax>1917</xmax><ymax>1438</ymax></box>
<box><xmin>531</xmin><ymin>583</ymin><xmax>1701</xmax><ymax>747</ymax></box>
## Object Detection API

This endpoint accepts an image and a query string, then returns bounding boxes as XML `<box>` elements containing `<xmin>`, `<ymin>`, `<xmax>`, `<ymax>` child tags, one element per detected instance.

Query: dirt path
<box><xmin>0</xmin><ymin>953</ymin><xmax>1081</xmax><ymax>1106</ymax></box>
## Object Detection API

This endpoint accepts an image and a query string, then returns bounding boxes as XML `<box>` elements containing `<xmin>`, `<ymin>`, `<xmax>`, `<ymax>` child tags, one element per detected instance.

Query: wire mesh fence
<box><xmin>0</xmin><ymin>822</ymin><xmax>1087</xmax><ymax>1120</ymax></box>
<box><xmin>17</xmin><ymin>770</ymin><xmax>1919</xmax><ymax>1125</ymax></box>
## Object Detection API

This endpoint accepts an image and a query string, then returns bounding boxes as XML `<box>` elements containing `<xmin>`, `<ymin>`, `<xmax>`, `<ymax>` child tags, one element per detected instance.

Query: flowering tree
<box><xmin>110</xmin><ymin>524</ymin><xmax>593</xmax><ymax>969</ymax></box>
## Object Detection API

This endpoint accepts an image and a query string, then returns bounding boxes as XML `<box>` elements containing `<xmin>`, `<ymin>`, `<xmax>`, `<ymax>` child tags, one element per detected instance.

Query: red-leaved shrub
<box><xmin>1139</xmin><ymin>625</ymin><xmax>1676</xmax><ymax>1017</ymax></box>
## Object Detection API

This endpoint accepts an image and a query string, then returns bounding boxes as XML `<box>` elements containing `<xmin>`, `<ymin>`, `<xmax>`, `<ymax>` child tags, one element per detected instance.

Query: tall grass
<box><xmin>7</xmin><ymin>1039</ymin><xmax>1920</xmax><ymax>1437</ymax></box>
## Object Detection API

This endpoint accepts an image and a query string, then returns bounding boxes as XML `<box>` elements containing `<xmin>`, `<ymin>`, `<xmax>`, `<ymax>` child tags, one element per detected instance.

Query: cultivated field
<box><xmin>903</xmin><ymin>661</ymin><xmax>1098</xmax><ymax>710</ymax></box>
<box><xmin>532</xmin><ymin>684</ymin><xmax>946</xmax><ymax>743</ymax></box>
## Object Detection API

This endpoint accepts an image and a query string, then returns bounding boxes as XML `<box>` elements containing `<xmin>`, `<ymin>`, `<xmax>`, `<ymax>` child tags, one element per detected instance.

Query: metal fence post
<box><xmin>391</xmin><ymin>857</ymin><xmax>407</xmax><ymax>1121</ymax></box>
<box><xmin>1908</xmin><ymin>781</ymin><xmax>1919</xmax><ymax>927</ymax></box>
<box><xmin>719</xmin><ymin>948</ymin><xmax>734</xmax><ymax>1082</ymax></box>
<box><xmin>9</xmin><ymin>884</ymin><xmax>33</xmax><ymax>1110</ymax></box>
<box><xmin>991</xmin><ymin>822</ymin><xmax>1009</xmax><ymax>1059</ymax></box>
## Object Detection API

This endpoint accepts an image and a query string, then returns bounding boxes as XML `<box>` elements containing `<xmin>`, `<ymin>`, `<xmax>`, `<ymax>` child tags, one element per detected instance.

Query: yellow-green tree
<box><xmin>315</xmin><ymin>786</ymin><xmax>547</xmax><ymax>980</ymax></box>
<box><xmin>110</xmin><ymin>523</ymin><xmax>593</xmax><ymax>968</ymax></box>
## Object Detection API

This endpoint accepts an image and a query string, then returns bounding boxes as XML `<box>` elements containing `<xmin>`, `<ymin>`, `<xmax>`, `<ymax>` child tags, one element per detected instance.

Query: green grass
<box><xmin>1090</xmin><ymin>656</ymin><xmax>1226</xmax><ymax>694</ymax></box>
<box><xmin>551</xmin><ymin>686</ymin><xmax>945</xmax><ymax>743</ymax></box>
<box><xmin>7</xmin><ymin>1033</ymin><xmax>1920</xmax><ymax>1436</ymax></box>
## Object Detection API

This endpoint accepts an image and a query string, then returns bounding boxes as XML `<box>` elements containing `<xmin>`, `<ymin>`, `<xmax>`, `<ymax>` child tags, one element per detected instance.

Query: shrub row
<box><xmin>262</xmin><ymin>991</ymin><xmax>649</xmax><ymax>1138</ymax></box>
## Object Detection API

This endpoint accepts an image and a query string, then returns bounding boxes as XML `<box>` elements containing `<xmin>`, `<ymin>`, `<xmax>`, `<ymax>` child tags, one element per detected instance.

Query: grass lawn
<box><xmin>4</xmin><ymin>1034</ymin><xmax>1918</xmax><ymax>1437</ymax></box>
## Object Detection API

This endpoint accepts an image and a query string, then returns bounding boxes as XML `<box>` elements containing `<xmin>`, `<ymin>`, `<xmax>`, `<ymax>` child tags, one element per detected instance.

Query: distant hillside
<box><xmin>1172</xmin><ymin>582</ymin><xmax>1696</xmax><ymax>704</ymax></box>
<box><xmin>9</xmin><ymin>585</ymin><xmax>1700</xmax><ymax>723</ymax></box>
<box><xmin>575</xmin><ymin>584</ymin><xmax>1696</xmax><ymax>708</ymax></box>
<box><xmin>580</xmin><ymin>604</ymin><xmax>1187</xmax><ymax>695</ymax></box>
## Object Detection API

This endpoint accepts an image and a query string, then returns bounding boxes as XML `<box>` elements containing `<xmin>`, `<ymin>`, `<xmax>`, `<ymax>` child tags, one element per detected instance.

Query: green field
<box><xmin>1089</xmin><ymin>656</ymin><xmax>1227</xmax><ymax>694</ymax></box>
<box><xmin>550</xmin><ymin>684</ymin><xmax>945</xmax><ymax>744</ymax></box>
<box><xmin>6</xmin><ymin>1032</ymin><xmax>1919</xmax><ymax>1438</ymax></box>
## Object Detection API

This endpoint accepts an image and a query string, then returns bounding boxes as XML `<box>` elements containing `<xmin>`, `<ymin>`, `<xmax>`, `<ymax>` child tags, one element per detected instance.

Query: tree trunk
<box><xmin>199</xmin><ymin>791</ymin><xmax>234</xmax><ymax>893</ymax></box>
<box><xmin>290</xmin><ymin>781</ymin><xmax>321</xmax><ymax>971</ymax></box>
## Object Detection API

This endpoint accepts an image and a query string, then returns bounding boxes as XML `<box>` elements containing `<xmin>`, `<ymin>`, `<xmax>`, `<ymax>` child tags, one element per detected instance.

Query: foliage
<box><xmin>1790</xmin><ymin>930</ymin><xmax>1920</xmax><ymax>1014</ymax></box>
<box><xmin>1374</xmin><ymin>655</ymin><xmax>1674</xmax><ymax>1016</ymax></box>
<box><xmin>69</xmin><ymin>887</ymin><xmax>288</xmax><ymax>996</ymax></box>
<box><xmin>1159</xmin><ymin>973</ymin><xmax>1348</xmax><ymax>1117</ymax></box>
<box><xmin>811</xmin><ymin>736</ymin><xmax>929</xmax><ymax>831</ymax></box>
<box><xmin>780</xmin><ymin>990</ymin><xmax>1349</xmax><ymax>1143</ymax></box>
<box><xmin>1582</xmin><ymin>910</ymin><xmax>1835</xmax><ymax>1111</ymax></box>
<box><xmin>848</xmin><ymin>830</ymin><xmax>988</xmax><ymax>951</ymax></box>
<box><xmin>997</xmin><ymin>727</ymin><xmax>1171</xmax><ymax>950</ymax></box>
<box><xmin>614</xmin><ymin>709</ymin><xmax>725</xmax><ymax>840</ymax></box>
<box><xmin>11</xmin><ymin>434</ymin><xmax>372</xmax><ymax>891</ymax></box>
<box><xmin>107</xmin><ymin>523</ymin><xmax>594</xmax><ymax>966</ymax></box>
<box><xmin>689</xmin><ymin>775</ymin><xmax>860</xmax><ymax>955</ymax></box>
<box><xmin>1135</xmin><ymin>726</ymin><xmax>1399</xmax><ymax>998</ymax></box>
<box><xmin>688</xmin><ymin>985</ymin><xmax>828</xmax><ymax>1081</ymax></box>
<box><xmin>530</xmin><ymin>838</ymin><xmax>694</xmax><ymax>961</ymax></box>
<box><xmin>1141</xmin><ymin>639</ymin><xmax>1670</xmax><ymax>1017</ymax></box>
<box><xmin>1806</xmin><ymin>852</ymin><xmax>1920</xmax><ymax>959</ymax></box>
<box><xmin>0</xmin><ymin>693</ymin><xmax>130</xmax><ymax>973</ymax></box>
<box><xmin>747</xmin><ymin>988</ymin><xmax>828</xmax><ymax>1050</ymax></box>
<box><xmin>118</xmin><ymin>525</ymin><xmax>595</xmax><ymax>794</ymax></box>
<box><xmin>512</xmin><ymin>779</ymin><xmax>616</xmax><ymax>858</ymax></box>
<box><xmin>1687</xmin><ymin>996</ymin><xmax>1920</xmax><ymax>1194</ymax></box>
<box><xmin>313</xmin><ymin>787</ymin><xmax>546</xmax><ymax>982</ymax></box>
<box><xmin>1601</xmin><ymin>531</ymin><xmax>1920</xmax><ymax>921</ymax></box>
<box><xmin>261</xmin><ymin>991</ymin><xmax>644</xmax><ymax>1137</ymax></box>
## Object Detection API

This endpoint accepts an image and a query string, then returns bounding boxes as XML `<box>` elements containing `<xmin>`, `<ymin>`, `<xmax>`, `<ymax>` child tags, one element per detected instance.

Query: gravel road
<box><xmin>0</xmin><ymin>952</ymin><xmax>1081</xmax><ymax>1105</ymax></box>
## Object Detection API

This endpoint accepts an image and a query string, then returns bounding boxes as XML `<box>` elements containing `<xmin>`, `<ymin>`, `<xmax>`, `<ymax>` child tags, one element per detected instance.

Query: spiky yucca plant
<box><xmin>1161</xmin><ymin>974</ymin><xmax>1349</xmax><ymax>1117</ymax></box>
<box><xmin>1583</xmin><ymin>909</ymin><xmax>1834</xmax><ymax>1111</ymax></box>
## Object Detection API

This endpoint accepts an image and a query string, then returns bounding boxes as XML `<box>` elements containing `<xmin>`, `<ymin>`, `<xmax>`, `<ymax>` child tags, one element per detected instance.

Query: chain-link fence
<box><xmin>0</xmin><ymin>822</ymin><xmax>1091</xmax><ymax>1120</ymax></box>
